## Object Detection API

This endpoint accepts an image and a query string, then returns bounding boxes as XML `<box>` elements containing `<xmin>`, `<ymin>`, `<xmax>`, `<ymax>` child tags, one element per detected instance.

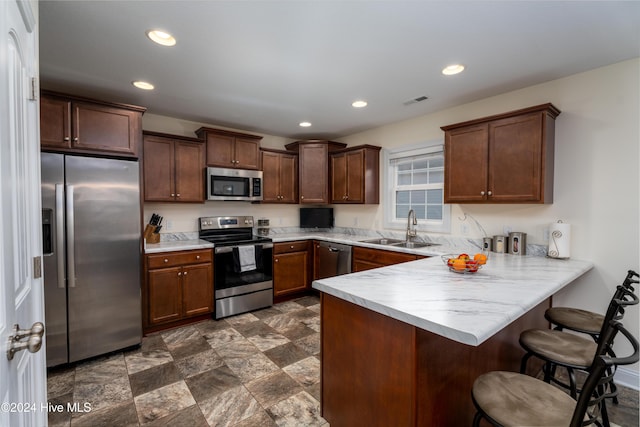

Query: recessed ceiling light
<box><xmin>132</xmin><ymin>81</ymin><xmax>154</xmax><ymax>90</ymax></box>
<box><xmin>299</xmin><ymin>121</ymin><xmax>312</xmax><ymax>128</ymax></box>
<box><xmin>352</xmin><ymin>100</ymin><xmax>368</xmax><ymax>108</ymax></box>
<box><xmin>442</xmin><ymin>64</ymin><xmax>465</xmax><ymax>76</ymax></box>
<box><xmin>146</xmin><ymin>29</ymin><xmax>176</xmax><ymax>47</ymax></box>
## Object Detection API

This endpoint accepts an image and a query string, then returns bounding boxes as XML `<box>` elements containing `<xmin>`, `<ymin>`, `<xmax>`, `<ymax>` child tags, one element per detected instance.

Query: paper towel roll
<box><xmin>548</xmin><ymin>222</ymin><xmax>571</xmax><ymax>259</ymax></box>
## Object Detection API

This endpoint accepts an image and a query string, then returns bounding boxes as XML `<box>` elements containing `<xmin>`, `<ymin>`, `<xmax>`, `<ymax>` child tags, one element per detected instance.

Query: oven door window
<box><xmin>211</xmin><ymin>176</ymin><xmax>250</xmax><ymax>197</ymax></box>
<box><xmin>215</xmin><ymin>246</ymin><xmax>273</xmax><ymax>290</ymax></box>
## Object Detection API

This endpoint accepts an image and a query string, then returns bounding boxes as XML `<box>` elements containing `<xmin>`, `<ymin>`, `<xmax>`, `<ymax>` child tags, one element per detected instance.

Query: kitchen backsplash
<box><xmin>156</xmin><ymin>226</ymin><xmax>548</xmax><ymax>257</ymax></box>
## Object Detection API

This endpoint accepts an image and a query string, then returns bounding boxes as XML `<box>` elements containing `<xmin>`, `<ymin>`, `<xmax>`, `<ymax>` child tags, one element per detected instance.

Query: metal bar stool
<box><xmin>545</xmin><ymin>270</ymin><xmax>638</xmax><ymax>340</ymax></box>
<box><xmin>543</xmin><ymin>270</ymin><xmax>638</xmax><ymax>404</ymax></box>
<box><xmin>518</xmin><ymin>282</ymin><xmax>638</xmax><ymax>427</ymax></box>
<box><xmin>472</xmin><ymin>320</ymin><xmax>639</xmax><ymax>427</ymax></box>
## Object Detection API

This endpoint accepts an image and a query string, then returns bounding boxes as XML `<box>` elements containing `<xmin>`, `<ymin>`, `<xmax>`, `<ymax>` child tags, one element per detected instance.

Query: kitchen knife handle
<box><xmin>55</xmin><ymin>184</ymin><xmax>66</xmax><ymax>289</ymax></box>
<box><xmin>66</xmin><ymin>185</ymin><xmax>76</xmax><ymax>288</ymax></box>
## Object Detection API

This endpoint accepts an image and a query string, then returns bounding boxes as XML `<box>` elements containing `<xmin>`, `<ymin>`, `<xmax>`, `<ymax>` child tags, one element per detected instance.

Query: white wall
<box><xmin>143</xmin><ymin>58</ymin><xmax>640</xmax><ymax>379</ymax></box>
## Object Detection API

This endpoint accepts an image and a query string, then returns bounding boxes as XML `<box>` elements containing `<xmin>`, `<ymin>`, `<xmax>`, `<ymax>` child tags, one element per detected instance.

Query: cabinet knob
<box><xmin>480</xmin><ymin>191</ymin><xmax>485</xmax><ymax>196</ymax></box>
<box><xmin>275</xmin><ymin>258</ymin><xmax>279</xmax><ymax>263</ymax></box>
<box><xmin>171</xmin><ymin>193</ymin><xmax>175</xmax><ymax>197</ymax></box>
<box><xmin>176</xmin><ymin>193</ymin><xmax>180</xmax><ymax>197</ymax></box>
<box><xmin>63</xmin><ymin>136</ymin><xmax>70</xmax><ymax>141</ymax></box>
<box><xmin>290</xmin><ymin>245</ymin><xmax>294</xmax><ymax>249</ymax></box>
<box><xmin>178</xmin><ymin>272</ymin><xmax>182</xmax><ymax>276</ymax></box>
<box><xmin>487</xmin><ymin>191</ymin><xmax>492</xmax><ymax>196</ymax></box>
<box><xmin>196</xmin><ymin>255</ymin><xmax>200</xmax><ymax>260</ymax></box>
<box><xmin>183</xmin><ymin>271</ymin><xmax>188</xmax><ymax>276</ymax></box>
<box><xmin>73</xmin><ymin>137</ymin><xmax>78</xmax><ymax>143</ymax></box>
<box><xmin>164</xmin><ymin>259</ymin><xmax>168</xmax><ymax>263</ymax></box>
<box><xmin>301</xmin><ymin>196</ymin><xmax>304</xmax><ymax>200</ymax></box>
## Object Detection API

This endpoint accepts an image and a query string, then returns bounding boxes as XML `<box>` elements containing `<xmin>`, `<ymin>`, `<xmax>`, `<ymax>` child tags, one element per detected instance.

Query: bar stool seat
<box><xmin>472</xmin><ymin>371</ymin><xmax>582</xmax><ymax>426</ymax></box>
<box><xmin>520</xmin><ymin>329</ymin><xmax>596</xmax><ymax>368</ymax></box>
<box><xmin>545</xmin><ymin>307</ymin><xmax>604</xmax><ymax>337</ymax></box>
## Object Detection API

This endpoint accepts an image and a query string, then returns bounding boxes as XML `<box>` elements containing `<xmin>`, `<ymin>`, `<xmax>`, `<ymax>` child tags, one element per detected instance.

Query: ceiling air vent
<box><xmin>403</xmin><ymin>95</ymin><xmax>429</xmax><ymax>106</ymax></box>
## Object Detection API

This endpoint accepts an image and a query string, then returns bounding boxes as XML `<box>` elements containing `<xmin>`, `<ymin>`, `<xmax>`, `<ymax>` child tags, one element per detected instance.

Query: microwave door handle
<box><xmin>66</xmin><ymin>185</ymin><xmax>76</xmax><ymax>288</ymax></box>
<box><xmin>55</xmin><ymin>184</ymin><xmax>66</xmax><ymax>288</ymax></box>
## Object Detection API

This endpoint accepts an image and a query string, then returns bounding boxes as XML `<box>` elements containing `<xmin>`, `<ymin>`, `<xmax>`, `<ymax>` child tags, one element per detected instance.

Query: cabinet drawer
<box><xmin>147</xmin><ymin>249</ymin><xmax>212</xmax><ymax>269</ymax></box>
<box><xmin>274</xmin><ymin>241</ymin><xmax>309</xmax><ymax>254</ymax></box>
<box><xmin>353</xmin><ymin>246</ymin><xmax>420</xmax><ymax>265</ymax></box>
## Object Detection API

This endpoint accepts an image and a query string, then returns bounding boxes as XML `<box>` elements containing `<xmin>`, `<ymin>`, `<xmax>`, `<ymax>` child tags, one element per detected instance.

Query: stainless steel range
<box><xmin>199</xmin><ymin>216</ymin><xmax>273</xmax><ymax>319</ymax></box>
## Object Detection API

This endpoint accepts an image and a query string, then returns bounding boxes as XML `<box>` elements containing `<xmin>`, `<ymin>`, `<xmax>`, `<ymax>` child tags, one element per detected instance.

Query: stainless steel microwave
<box><xmin>207</xmin><ymin>167</ymin><xmax>263</xmax><ymax>201</ymax></box>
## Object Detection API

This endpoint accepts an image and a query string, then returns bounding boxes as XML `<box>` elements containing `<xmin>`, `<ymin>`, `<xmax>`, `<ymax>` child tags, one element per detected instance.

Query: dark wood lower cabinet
<box><xmin>144</xmin><ymin>249</ymin><xmax>213</xmax><ymax>333</ymax></box>
<box><xmin>273</xmin><ymin>241</ymin><xmax>311</xmax><ymax>300</ymax></box>
<box><xmin>320</xmin><ymin>293</ymin><xmax>548</xmax><ymax>426</ymax></box>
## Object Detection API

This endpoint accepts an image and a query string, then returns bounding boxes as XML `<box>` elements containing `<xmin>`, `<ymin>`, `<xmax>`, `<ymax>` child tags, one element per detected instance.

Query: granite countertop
<box><xmin>312</xmin><ymin>253</ymin><xmax>593</xmax><ymax>347</ymax></box>
<box><xmin>144</xmin><ymin>239</ymin><xmax>213</xmax><ymax>254</ymax></box>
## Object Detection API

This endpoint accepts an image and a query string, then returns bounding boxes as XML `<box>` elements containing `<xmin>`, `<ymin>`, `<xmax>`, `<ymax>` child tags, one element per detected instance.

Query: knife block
<box><xmin>143</xmin><ymin>224</ymin><xmax>161</xmax><ymax>244</ymax></box>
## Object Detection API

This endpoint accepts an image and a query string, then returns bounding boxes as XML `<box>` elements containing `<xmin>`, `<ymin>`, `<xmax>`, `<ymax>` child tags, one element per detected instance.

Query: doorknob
<box><xmin>6</xmin><ymin>322</ymin><xmax>44</xmax><ymax>360</ymax></box>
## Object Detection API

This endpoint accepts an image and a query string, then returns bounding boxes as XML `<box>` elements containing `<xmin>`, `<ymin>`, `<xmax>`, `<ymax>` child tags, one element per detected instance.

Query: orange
<box><xmin>452</xmin><ymin>259</ymin><xmax>467</xmax><ymax>271</ymax></box>
<box><xmin>474</xmin><ymin>253</ymin><xmax>488</xmax><ymax>265</ymax></box>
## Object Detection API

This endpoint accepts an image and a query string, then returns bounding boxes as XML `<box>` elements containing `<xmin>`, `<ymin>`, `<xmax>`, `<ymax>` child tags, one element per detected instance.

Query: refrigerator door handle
<box><xmin>65</xmin><ymin>184</ymin><xmax>76</xmax><ymax>288</ymax></box>
<box><xmin>55</xmin><ymin>184</ymin><xmax>65</xmax><ymax>288</ymax></box>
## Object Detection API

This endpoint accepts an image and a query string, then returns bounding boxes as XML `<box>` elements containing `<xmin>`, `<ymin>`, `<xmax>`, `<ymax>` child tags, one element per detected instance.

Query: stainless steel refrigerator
<box><xmin>41</xmin><ymin>153</ymin><xmax>142</xmax><ymax>367</ymax></box>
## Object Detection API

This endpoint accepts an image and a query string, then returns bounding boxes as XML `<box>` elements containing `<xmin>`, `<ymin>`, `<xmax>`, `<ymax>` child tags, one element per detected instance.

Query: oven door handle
<box><xmin>215</xmin><ymin>242</ymin><xmax>274</xmax><ymax>254</ymax></box>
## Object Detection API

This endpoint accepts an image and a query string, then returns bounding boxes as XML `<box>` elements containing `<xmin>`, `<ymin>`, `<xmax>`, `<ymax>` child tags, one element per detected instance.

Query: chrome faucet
<box><xmin>406</xmin><ymin>209</ymin><xmax>417</xmax><ymax>242</ymax></box>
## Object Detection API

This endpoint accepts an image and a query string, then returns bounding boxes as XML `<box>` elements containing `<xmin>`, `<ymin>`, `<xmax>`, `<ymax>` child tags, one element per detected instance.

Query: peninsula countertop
<box><xmin>312</xmin><ymin>253</ymin><xmax>593</xmax><ymax>346</ymax></box>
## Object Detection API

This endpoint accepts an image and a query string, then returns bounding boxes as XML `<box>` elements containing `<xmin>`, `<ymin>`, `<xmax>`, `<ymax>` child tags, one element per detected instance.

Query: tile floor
<box><xmin>47</xmin><ymin>296</ymin><xmax>327</xmax><ymax>427</ymax></box>
<box><xmin>46</xmin><ymin>295</ymin><xmax>639</xmax><ymax>427</ymax></box>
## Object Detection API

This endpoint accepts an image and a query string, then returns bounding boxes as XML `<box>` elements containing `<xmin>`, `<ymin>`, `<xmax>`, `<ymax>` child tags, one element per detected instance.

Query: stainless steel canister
<box><xmin>493</xmin><ymin>235</ymin><xmax>508</xmax><ymax>253</ymax></box>
<box><xmin>482</xmin><ymin>237</ymin><xmax>493</xmax><ymax>252</ymax></box>
<box><xmin>508</xmin><ymin>232</ymin><xmax>527</xmax><ymax>255</ymax></box>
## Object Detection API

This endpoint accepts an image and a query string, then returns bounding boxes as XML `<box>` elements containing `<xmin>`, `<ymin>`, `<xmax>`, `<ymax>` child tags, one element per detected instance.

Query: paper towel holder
<box><xmin>548</xmin><ymin>220</ymin><xmax>570</xmax><ymax>259</ymax></box>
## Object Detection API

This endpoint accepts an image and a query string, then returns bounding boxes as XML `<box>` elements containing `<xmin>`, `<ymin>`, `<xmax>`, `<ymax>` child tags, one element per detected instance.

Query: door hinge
<box><xmin>33</xmin><ymin>256</ymin><xmax>42</xmax><ymax>279</ymax></box>
<box><xmin>29</xmin><ymin>77</ymin><xmax>38</xmax><ymax>101</ymax></box>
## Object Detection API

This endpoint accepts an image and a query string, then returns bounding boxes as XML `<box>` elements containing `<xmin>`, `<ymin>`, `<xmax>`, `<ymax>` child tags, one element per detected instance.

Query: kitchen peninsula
<box><xmin>312</xmin><ymin>254</ymin><xmax>593</xmax><ymax>426</ymax></box>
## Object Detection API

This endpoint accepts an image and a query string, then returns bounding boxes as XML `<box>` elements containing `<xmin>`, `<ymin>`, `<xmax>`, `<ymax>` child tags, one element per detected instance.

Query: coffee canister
<box><xmin>508</xmin><ymin>232</ymin><xmax>527</xmax><ymax>255</ymax></box>
<box><xmin>493</xmin><ymin>235</ymin><xmax>507</xmax><ymax>253</ymax></box>
<box><xmin>482</xmin><ymin>237</ymin><xmax>493</xmax><ymax>252</ymax></box>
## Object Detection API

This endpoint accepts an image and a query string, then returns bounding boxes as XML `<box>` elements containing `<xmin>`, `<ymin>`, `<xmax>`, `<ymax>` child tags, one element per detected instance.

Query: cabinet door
<box><xmin>353</xmin><ymin>259</ymin><xmax>385</xmax><ymax>272</ymax></box>
<box><xmin>148</xmin><ymin>267</ymin><xmax>182</xmax><ymax>325</ymax></box>
<box><xmin>279</xmin><ymin>152</ymin><xmax>298</xmax><ymax>203</ymax></box>
<box><xmin>488</xmin><ymin>113</ymin><xmax>543</xmax><ymax>202</ymax></box>
<box><xmin>330</xmin><ymin>152</ymin><xmax>347</xmax><ymax>203</ymax></box>
<box><xmin>143</xmin><ymin>137</ymin><xmax>175</xmax><ymax>201</ymax></box>
<box><xmin>40</xmin><ymin>96</ymin><xmax>71</xmax><ymax>148</ymax></box>
<box><xmin>182</xmin><ymin>263</ymin><xmax>213</xmax><ymax>317</ymax></box>
<box><xmin>234</xmin><ymin>137</ymin><xmax>260</xmax><ymax>170</ymax></box>
<box><xmin>175</xmin><ymin>141</ymin><xmax>205</xmax><ymax>202</ymax></box>
<box><xmin>73</xmin><ymin>101</ymin><xmax>140</xmax><ymax>156</ymax></box>
<box><xmin>206</xmin><ymin>133</ymin><xmax>235</xmax><ymax>167</ymax></box>
<box><xmin>273</xmin><ymin>251</ymin><xmax>309</xmax><ymax>297</ymax></box>
<box><xmin>299</xmin><ymin>144</ymin><xmax>329</xmax><ymax>204</ymax></box>
<box><xmin>261</xmin><ymin>150</ymin><xmax>281</xmax><ymax>202</ymax></box>
<box><xmin>444</xmin><ymin>124</ymin><xmax>489</xmax><ymax>203</ymax></box>
<box><xmin>345</xmin><ymin>150</ymin><xmax>365</xmax><ymax>203</ymax></box>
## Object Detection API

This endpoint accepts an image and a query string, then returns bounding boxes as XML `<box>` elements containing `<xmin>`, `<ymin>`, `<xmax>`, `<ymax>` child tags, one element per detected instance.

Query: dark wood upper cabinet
<box><xmin>330</xmin><ymin>145</ymin><xmax>381</xmax><ymax>204</ymax></box>
<box><xmin>285</xmin><ymin>140</ymin><xmax>347</xmax><ymax>204</ymax></box>
<box><xmin>195</xmin><ymin>127</ymin><xmax>262</xmax><ymax>170</ymax></box>
<box><xmin>143</xmin><ymin>131</ymin><xmax>205</xmax><ymax>203</ymax></box>
<box><xmin>441</xmin><ymin>103</ymin><xmax>560</xmax><ymax>204</ymax></box>
<box><xmin>40</xmin><ymin>91</ymin><xmax>145</xmax><ymax>158</ymax></box>
<box><xmin>261</xmin><ymin>148</ymin><xmax>298</xmax><ymax>203</ymax></box>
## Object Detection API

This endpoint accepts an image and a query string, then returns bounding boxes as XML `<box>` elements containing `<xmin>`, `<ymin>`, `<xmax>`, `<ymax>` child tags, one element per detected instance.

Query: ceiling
<box><xmin>39</xmin><ymin>1</ymin><xmax>640</xmax><ymax>140</ymax></box>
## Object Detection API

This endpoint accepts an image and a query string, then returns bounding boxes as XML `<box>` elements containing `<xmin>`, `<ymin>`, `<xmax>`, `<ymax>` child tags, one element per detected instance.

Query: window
<box><xmin>383</xmin><ymin>141</ymin><xmax>450</xmax><ymax>233</ymax></box>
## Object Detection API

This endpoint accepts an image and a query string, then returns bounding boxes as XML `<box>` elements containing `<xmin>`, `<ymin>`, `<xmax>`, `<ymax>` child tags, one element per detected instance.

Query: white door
<box><xmin>0</xmin><ymin>1</ymin><xmax>47</xmax><ymax>426</ymax></box>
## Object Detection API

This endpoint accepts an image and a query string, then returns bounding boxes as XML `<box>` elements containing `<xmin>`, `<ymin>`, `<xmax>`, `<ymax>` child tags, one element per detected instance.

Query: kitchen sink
<box><xmin>360</xmin><ymin>238</ymin><xmax>438</xmax><ymax>249</ymax></box>
<box><xmin>360</xmin><ymin>238</ymin><xmax>405</xmax><ymax>245</ymax></box>
<box><xmin>390</xmin><ymin>241</ymin><xmax>438</xmax><ymax>249</ymax></box>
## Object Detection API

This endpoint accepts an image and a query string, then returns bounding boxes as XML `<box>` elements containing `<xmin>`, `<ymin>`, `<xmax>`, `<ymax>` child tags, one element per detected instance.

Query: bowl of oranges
<box><xmin>441</xmin><ymin>253</ymin><xmax>488</xmax><ymax>274</ymax></box>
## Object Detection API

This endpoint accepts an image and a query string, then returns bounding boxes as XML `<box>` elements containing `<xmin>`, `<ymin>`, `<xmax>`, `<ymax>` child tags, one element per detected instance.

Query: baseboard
<box><xmin>615</xmin><ymin>366</ymin><xmax>639</xmax><ymax>390</ymax></box>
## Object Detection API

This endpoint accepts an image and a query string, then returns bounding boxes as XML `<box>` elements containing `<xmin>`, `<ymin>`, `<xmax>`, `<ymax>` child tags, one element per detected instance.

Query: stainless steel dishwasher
<box><xmin>317</xmin><ymin>241</ymin><xmax>352</xmax><ymax>279</ymax></box>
